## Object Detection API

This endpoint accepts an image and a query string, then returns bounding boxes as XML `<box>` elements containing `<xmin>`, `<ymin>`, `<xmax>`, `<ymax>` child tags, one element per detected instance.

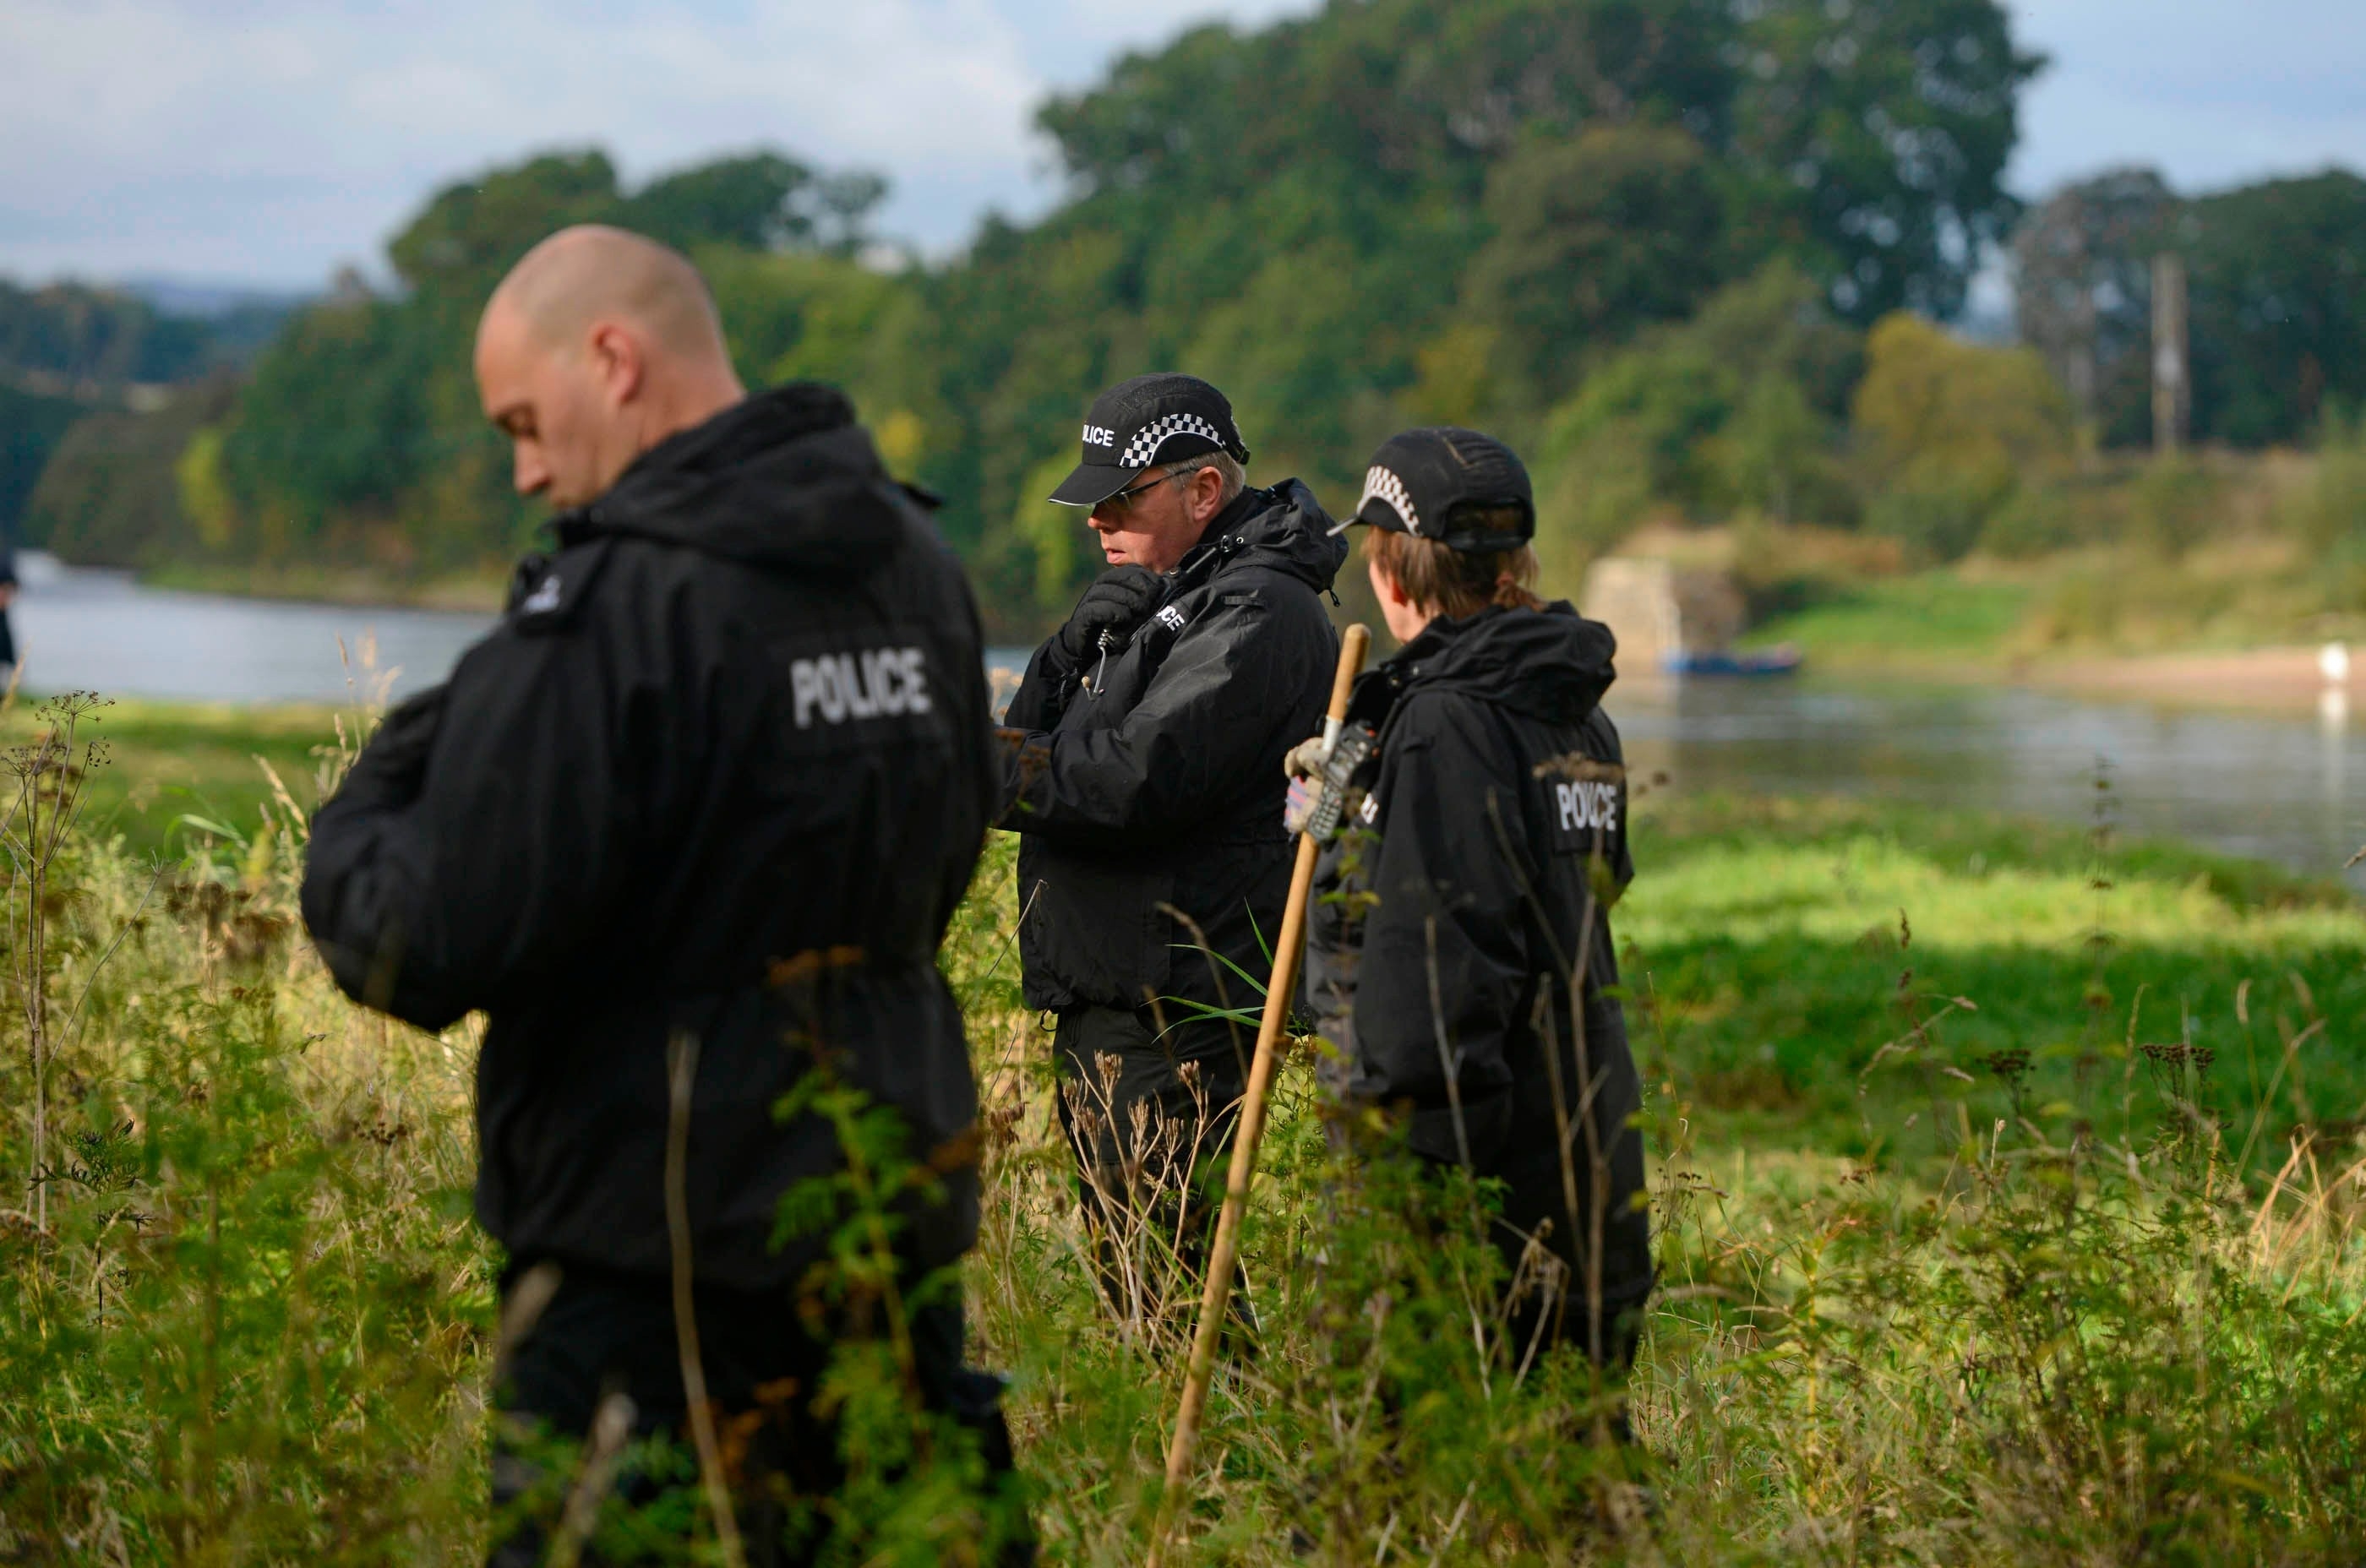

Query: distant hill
<box><xmin>118</xmin><ymin>278</ymin><xmax>314</xmax><ymax>318</ymax></box>
<box><xmin>120</xmin><ymin>279</ymin><xmax>309</xmax><ymax>365</ymax></box>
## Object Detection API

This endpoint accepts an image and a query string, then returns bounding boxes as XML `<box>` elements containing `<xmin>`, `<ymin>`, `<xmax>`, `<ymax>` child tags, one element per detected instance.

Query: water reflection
<box><xmin>14</xmin><ymin>553</ymin><xmax>493</xmax><ymax>705</ymax></box>
<box><xmin>2321</xmin><ymin>688</ymin><xmax>2349</xmax><ymax>810</ymax></box>
<box><xmin>1612</xmin><ymin>674</ymin><xmax>2366</xmax><ymax>890</ymax></box>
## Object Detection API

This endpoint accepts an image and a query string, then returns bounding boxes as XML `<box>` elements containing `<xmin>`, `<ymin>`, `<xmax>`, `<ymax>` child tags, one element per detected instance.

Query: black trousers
<box><xmin>488</xmin><ymin>1260</ymin><xmax>1030</xmax><ymax>1566</ymax></box>
<box><xmin>1486</xmin><ymin>1169</ymin><xmax>1651</xmax><ymax>1375</ymax></box>
<box><xmin>1344</xmin><ymin>1152</ymin><xmax>1649</xmax><ymax>1458</ymax></box>
<box><xmin>1322</xmin><ymin>1119</ymin><xmax>1652</xmax><ymax>1376</ymax></box>
<box><xmin>1050</xmin><ymin>1002</ymin><xmax>1250</xmax><ymax>1322</ymax></box>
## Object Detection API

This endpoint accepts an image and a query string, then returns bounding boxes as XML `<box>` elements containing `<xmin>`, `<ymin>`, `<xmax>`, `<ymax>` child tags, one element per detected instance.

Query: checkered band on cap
<box><xmin>1120</xmin><ymin>412</ymin><xmax>1227</xmax><ymax>468</ymax></box>
<box><xmin>1358</xmin><ymin>465</ymin><xmax>1422</xmax><ymax>535</ymax></box>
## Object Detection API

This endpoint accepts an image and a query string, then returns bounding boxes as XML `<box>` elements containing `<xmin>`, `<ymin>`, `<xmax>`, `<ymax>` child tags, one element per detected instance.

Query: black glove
<box><xmin>1053</xmin><ymin>564</ymin><xmax>1164</xmax><ymax>665</ymax></box>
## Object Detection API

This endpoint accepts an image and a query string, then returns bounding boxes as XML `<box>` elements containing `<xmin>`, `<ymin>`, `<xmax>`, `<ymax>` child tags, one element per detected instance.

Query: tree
<box><xmin>1718</xmin><ymin>370</ymin><xmax>1827</xmax><ymax>524</ymax></box>
<box><xmin>1855</xmin><ymin>313</ymin><xmax>2070</xmax><ymax>479</ymax></box>
<box><xmin>384</xmin><ymin>150</ymin><xmax>623</xmax><ymax>292</ymax></box>
<box><xmin>812</xmin><ymin>173</ymin><xmax>891</xmax><ymax>257</ymax></box>
<box><xmin>0</xmin><ymin>385</ymin><xmax>83</xmax><ymax>543</ymax></box>
<box><xmin>2012</xmin><ymin>167</ymin><xmax>2176</xmax><ymax>446</ymax></box>
<box><xmin>1463</xmin><ymin>125</ymin><xmax>1735</xmax><ymax>404</ymax></box>
<box><xmin>1851</xmin><ymin>312</ymin><xmax>2071</xmax><ymax>558</ymax></box>
<box><xmin>2183</xmin><ymin>170</ymin><xmax>2366</xmax><ymax>447</ymax></box>
<box><xmin>0</xmin><ymin>280</ymin><xmax>215</xmax><ymax>389</ymax></box>
<box><xmin>1734</xmin><ymin>0</ymin><xmax>2045</xmax><ymax>322</ymax></box>
<box><xmin>210</xmin><ymin>145</ymin><xmax>897</xmax><ymax>576</ymax></box>
<box><xmin>1300</xmin><ymin>0</ymin><xmax>1740</xmax><ymax>179</ymax></box>
<box><xmin>626</xmin><ymin>152</ymin><xmax>816</xmax><ymax>251</ymax></box>
<box><xmin>22</xmin><ymin>384</ymin><xmax>236</xmax><ymax>565</ymax></box>
<box><xmin>1534</xmin><ymin>263</ymin><xmax>1863</xmax><ymax>537</ymax></box>
<box><xmin>623</xmin><ymin>152</ymin><xmax>885</xmax><ymax>256</ymax></box>
<box><xmin>221</xmin><ymin>295</ymin><xmax>440</xmax><ymax>545</ymax></box>
<box><xmin>697</xmin><ymin>247</ymin><xmax>927</xmax><ymax>414</ymax></box>
<box><xmin>0</xmin><ymin>283</ymin><xmax>226</xmax><ymax>550</ymax></box>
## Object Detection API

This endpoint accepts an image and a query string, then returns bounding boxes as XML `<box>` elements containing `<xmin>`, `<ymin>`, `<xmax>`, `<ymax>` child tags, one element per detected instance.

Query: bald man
<box><xmin>300</xmin><ymin>226</ymin><xmax>1028</xmax><ymax>1565</ymax></box>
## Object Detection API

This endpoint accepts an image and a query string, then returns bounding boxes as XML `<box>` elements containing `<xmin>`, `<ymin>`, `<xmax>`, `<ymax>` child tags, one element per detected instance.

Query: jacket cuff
<box><xmin>1032</xmin><ymin>632</ymin><xmax>1082</xmax><ymax>680</ymax></box>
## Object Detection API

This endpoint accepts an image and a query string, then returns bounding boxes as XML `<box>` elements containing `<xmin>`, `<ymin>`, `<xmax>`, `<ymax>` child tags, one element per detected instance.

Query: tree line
<box><xmin>10</xmin><ymin>0</ymin><xmax>2366</xmax><ymax>636</ymax></box>
<box><xmin>0</xmin><ymin>280</ymin><xmax>290</xmax><ymax>562</ymax></box>
<box><xmin>0</xmin><ymin>281</ymin><xmax>228</xmax><ymax>549</ymax></box>
<box><xmin>2015</xmin><ymin>166</ymin><xmax>2366</xmax><ymax>449</ymax></box>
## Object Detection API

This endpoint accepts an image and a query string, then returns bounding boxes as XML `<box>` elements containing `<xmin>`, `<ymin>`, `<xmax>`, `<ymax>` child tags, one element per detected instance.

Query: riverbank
<box><xmin>138</xmin><ymin>559</ymin><xmax>508</xmax><ymax>613</ymax></box>
<box><xmin>32</xmin><ymin>663</ymin><xmax>2366</xmax><ymax>893</ymax></box>
<box><xmin>2028</xmin><ymin>644</ymin><xmax>2362</xmax><ymax>715</ymax></box>
<box><xmin>94</xmin><ymin>555</ymin><xmax>2366</xmax><ymax>719</ymax></box>
<box><xmin>1740</xmin><ymin>564</ymin><xmax>2366</xmax><ymax>716</ymax></box>
<box><xmin>1710</xmin><ymin>429</ymin><xmax>2364</xmax><ymax>685</ymax></box>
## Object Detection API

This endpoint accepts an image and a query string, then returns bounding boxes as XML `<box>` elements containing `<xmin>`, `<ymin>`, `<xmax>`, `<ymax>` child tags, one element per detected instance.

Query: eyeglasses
<box><xmin>1095</xmin><ymin>467</ymin><xmax>1193</xmax><ymax>517</ymax></box>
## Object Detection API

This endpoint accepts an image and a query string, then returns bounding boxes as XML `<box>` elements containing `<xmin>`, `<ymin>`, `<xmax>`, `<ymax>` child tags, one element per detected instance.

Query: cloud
<box><xmin>3</xmin><ymin>0</ymin><xmax>2358</xmax><ymax>286</ymax></box>
<box><xmin>2006</xmin><ymin>0</ymin><xmax>2366</xmax><ymax>194</ymax></box>
<box><xmin>0</xmin><ymin>0</ymin><xmax>1070</xmax><ymax>282</ymax></box>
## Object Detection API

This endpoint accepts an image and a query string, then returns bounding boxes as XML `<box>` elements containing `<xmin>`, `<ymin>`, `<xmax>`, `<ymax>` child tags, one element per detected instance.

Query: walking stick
<box><xmin>1149</xmin><ymin>623</ymin><xmax>1369</xmax><ymax>1564</ymax></box>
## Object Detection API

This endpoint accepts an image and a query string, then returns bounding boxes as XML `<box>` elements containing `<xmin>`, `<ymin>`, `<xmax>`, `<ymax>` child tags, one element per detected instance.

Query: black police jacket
<box><xmin>1302</xmin><ymin>602</ymin><xmax>1652</xmax><ymax>1310</ymax></box>
<box><xmin>1000</xmin><ymin>481</ymin><xmax>1346</xmax><ymax>1021</ymax></box>
<box><xmin>301</xmin><ymin>385</ymin><xmax>999</xmax><ymax>1290</ymax></box>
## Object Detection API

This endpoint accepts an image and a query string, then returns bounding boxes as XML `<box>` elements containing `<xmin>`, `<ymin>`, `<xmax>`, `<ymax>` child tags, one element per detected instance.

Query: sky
<box><xmin>2</xmin><ymin>0</ymin><xmax>2362</xmax><ymax>291</ymax></box>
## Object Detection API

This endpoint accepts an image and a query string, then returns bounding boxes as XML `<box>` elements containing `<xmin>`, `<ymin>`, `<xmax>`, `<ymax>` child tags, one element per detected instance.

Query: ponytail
<box><xmin>1493</xmin><ymin>569</ymin><xmax>1545</xmax><ymax>612</ymax></box>
<box><xmin>1366</xmin><ymin>525</ymin><xmax>1545</xmax><ymax>620</ymax></box>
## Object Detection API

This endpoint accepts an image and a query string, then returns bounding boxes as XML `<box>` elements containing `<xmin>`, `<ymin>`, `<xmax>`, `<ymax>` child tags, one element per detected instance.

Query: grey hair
<box><xmin>1165</xmin><ymin>447</ymin><xmax>1246</xmax><ymax>504</ymax></box>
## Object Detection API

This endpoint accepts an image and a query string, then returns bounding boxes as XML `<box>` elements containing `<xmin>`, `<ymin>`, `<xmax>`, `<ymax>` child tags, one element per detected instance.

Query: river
<box><xmin>14</xmin><ymin>554</ymin><xmax>2365</xmax><ymax>887</ymax></box>
<box><xmin>13</xmin><ymin>553</ymin><xmax>494</xmax><ymax>709</ymax></box>
<box><xmin>1613</xmin><ymin>677</ymin><xmax>2366</xmax><ymax>888</ymax></box>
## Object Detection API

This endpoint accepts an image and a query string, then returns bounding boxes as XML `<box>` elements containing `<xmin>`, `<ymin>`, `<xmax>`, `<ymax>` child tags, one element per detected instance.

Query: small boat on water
<box><xmin>1660</xmin><ymin>644</ymin><xmax>1805</xmax><ymax>678</ymax></box>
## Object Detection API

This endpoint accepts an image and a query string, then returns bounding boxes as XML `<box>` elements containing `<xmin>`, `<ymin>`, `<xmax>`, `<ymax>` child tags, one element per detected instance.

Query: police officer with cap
<box><xmin>1001</xmin><ymin>373</ymin><xmax>1346</xmax><ymax>1316</ymax></box>
<box><xmin>1296</xmin><ymin>427</ymin><xmax>1654</xmax><ymax>1382</ymax></box>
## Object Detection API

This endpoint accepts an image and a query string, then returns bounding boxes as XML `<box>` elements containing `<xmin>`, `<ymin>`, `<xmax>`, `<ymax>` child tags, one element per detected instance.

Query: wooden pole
<box><xmin>1148</xmin><ymin>623</ymin><xmax>1370</xmax><ymax>1565</ymax></box>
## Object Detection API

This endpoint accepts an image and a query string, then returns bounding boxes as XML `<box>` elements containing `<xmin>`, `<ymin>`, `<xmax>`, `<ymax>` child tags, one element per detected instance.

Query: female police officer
<box><xmin>1295</xmin><ymin>427</ymin><xmax>1653</xmax><ymax>1378</ymax></box>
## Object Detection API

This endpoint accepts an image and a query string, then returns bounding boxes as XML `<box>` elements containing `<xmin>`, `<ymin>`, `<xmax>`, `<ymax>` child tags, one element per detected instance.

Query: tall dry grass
<box><xmin>1</xmin><ymin>695</ymin><xmax>2361</xmax><ymax>1561</ymax></box>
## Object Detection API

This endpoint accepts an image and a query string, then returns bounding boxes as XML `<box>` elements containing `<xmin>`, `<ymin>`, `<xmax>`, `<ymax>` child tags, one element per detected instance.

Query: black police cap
<box><xmin>1049</xmin><ymin>373</ymin><xmax>1252</xmax><ymax>509</ymax></box>
<box><xmin>1332</xmin><ymin>427</ymin><xmax>1535</xmax><ymax>553</ymax></box>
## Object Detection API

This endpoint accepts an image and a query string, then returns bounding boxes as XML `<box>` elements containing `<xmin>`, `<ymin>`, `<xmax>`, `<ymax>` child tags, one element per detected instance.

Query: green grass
<box><xmin>4</xmin><ymin>702</ymin><xmax>2363</xmax><ymax>1561</ymax></box>
<box><xmin>1742</xmin><ymin>572</ymin><xmax>2031</xmax><ymax>663</ymax></box>
<box><xmin>1624</xmin><ymin>793</ymin><xmax>2366</xmax><ymax>1152</ymax></box>
<box><xmin>2</xmin><ymin>694</ymin><xmax>341</xmax><ymax>861</ymax></box>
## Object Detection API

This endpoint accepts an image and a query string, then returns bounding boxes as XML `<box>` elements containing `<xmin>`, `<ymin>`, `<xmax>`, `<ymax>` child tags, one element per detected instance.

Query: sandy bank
<box><xmin>2022</xmin><ymin>645</ymin><xmax>2359</xmax><ymax>717</ymax></box>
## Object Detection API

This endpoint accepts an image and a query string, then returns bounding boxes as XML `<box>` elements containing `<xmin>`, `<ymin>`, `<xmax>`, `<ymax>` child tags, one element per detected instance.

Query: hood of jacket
<box><xmin>1169</xmin><ymin>477</ymin><xmax>1348</xmax><ymax>597</ymax></box>
<box><xmin>1380</xmin><ymin>601</ymin><xmax>1617</xmax><ymax>725</ymax></box>
<box><xmin>553</xmin><ymin>383</ymin><xmax>924</xmax><ymax>574</ymax></box>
